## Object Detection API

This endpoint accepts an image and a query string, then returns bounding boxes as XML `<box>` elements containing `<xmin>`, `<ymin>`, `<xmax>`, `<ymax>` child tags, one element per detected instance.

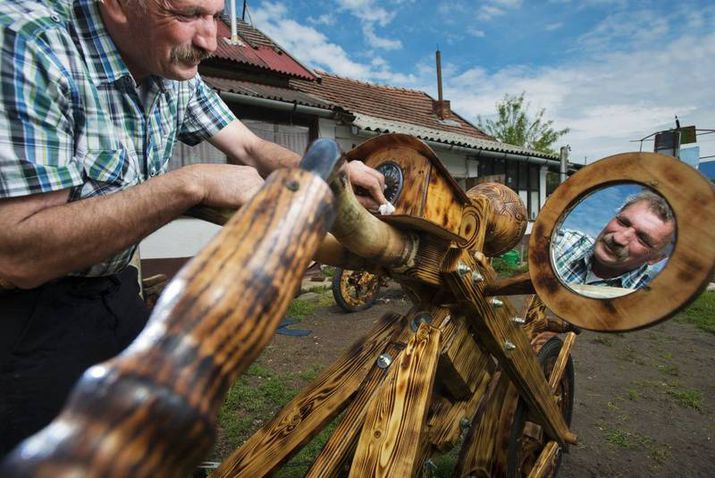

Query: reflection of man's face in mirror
<box><xmin>592</xmin><ymin>199</ymin><xmax>675</xmax><ymax>278</ymax></box>
<box><xmin>553</xmin><ymin>189</ymin><xmax>676</xmax><ymax>293</ymax></box>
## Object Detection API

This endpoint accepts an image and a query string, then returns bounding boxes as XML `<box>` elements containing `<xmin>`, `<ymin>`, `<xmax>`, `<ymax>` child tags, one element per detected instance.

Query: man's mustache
<box><xmin>170</xmin><ymin>46</ymin><xmax>213</xmax><ymax>64</ymax></box>
<box><xmin>600</xmin><ymin>234</ymin><xmax>628</xmax><ymax>260</ymax></box>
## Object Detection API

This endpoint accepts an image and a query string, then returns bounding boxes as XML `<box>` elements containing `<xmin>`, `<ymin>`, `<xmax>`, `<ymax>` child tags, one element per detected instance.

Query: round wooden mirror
<box><xmin>529</xmin><ymin>152</ymin><xmax>714</xmax><ymax>331</ymax></box>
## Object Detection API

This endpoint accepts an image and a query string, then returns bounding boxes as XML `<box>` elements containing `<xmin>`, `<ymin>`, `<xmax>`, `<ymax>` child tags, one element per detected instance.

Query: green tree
<box><xmin>477</xmin><ymin>92</ymin><xmax>569</xmax><ymax>155</ymax></box>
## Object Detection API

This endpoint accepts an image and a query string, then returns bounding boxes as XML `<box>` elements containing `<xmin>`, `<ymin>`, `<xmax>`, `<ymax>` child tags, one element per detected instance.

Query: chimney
<box><xmin>432</xmin><ymin>50</ymin><xmax>451</xmax><ymax>119</ymax></box>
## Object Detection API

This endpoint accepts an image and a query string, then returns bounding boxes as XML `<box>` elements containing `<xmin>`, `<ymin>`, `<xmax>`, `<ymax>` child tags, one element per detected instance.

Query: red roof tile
<box><xmin>213</xmin><ymin>20</ymin><xmax>315</xmax><ymax>80</ymax></box>
<box><xmin>291</xmin><ymin>72</ymin><xmax>493</xmax><ymax>141</ymax></box>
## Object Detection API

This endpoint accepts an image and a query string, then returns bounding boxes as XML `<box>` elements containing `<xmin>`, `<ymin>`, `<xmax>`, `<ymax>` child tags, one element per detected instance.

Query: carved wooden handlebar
<box><xmin>1</xmin><ymin>168</ymin><xmax>336</xmax><ymax>477</ymax></box>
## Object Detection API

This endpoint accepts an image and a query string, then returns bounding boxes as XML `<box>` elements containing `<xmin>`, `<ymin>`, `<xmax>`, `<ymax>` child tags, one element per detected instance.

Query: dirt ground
<box><xmin>222</xmin><ymin>284</ymin><xmax>714</xmax><ymax>477</ymax></box>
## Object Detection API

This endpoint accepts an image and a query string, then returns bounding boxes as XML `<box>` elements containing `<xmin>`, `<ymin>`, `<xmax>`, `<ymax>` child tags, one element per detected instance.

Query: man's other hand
<box><xmin>185</xmin><ymin>163</ymin><xmax>264</xmax><ymax>208</ymax></box>
<box><xmin>346</xmin><ymin>160</ymin><xmax>387</xmax><ymax>210</ymax></box>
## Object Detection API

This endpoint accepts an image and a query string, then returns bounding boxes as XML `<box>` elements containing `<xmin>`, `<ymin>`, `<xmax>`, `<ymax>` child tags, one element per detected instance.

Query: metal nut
<box><xmin>504</xmin><ymin>340</ymin><xmax>516</xmax><ymax>351</ymax></box>
<box><xmin>490</xmin><ymin>298</ymin><xmax>504</xmax><ymax>308</ymax></box>
<box><xmin>456</xmin><ymin>261</ymin><xmax>471</xmax><ymax>276</ymax></box>
<box><xmin>376</xmin><ymin>353</ymin><xmax>393</xmax><ymax>369</ymax></box>
<box><xmin>471</xmin><ymin>271</ymin><xmax>484</xmax><ymax>284</ymax></box>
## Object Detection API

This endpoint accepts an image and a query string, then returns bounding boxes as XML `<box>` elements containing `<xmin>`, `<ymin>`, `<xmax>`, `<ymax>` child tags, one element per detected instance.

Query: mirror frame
<box><xmin>529</xmin><ymin>152</ymin><xmax>715</xmax><ymax>332</ymax></box>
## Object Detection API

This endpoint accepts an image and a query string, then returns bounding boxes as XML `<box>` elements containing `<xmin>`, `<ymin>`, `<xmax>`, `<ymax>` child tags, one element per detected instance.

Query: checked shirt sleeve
<box><xmin>0</xmin><ymin>28</ymin><xmax>83</xmax><ymax>198</ymax></box>
<box><xmin>177</xmin><ymin>75</ymin><xmax>236</xmax><ymax>146</ymax></box>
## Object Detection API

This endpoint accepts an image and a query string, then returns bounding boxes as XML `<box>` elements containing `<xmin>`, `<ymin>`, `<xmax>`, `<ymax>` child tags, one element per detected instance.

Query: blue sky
<box><xmin>230</xmin><ymin>0</ymin><xmax>715</xmax><ymax>165</ymax></box>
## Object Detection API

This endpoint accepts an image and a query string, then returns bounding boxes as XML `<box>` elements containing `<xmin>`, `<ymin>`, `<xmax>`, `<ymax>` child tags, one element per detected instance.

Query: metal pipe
<box><xmin>559</xmin><ymin>145</ymin><xmax>570</xmax><ymax>183</ymax></box>
<box><xmin>219</xmin><ymin>91</ymin><xmax>335</xmax><ymax>118</ymax></box>
<box><xmin>230</xmin><ymin>0</ymin><xmax>238</xmax><ymax>44</ymax></box>
<box><xmin>436</xmin><ymin>50</ymin><xmax>444</xmax><ymax>103</ymax></box>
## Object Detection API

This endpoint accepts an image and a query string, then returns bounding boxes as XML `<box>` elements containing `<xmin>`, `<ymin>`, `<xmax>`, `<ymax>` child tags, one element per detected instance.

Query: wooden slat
<box><xmin>484</xmin><ymin>271</ymin><xmax>536</xmax><ymax>296</ymax></box>
<box><xmin>491</xmin><ymin>380</ymin><xmax>521</xmax><ymax>476</ymax></box>
<box><xmin>305</xmin><ymin>340</ymin><xmax>405</xmax><ymax>478</ymax></box>
<box><xmin>426</xmin><ymin>367</ymin><xmax>492</xmax><ymax>452</ymax></box>
<box><xmin>455</xmin><ymin>372</ymin><xmax>510</xmax><ymax>477</ymax></box>
<box><xmin>442</xmin><ymin>248</ymin><xmax>577</xmax><ymax>445</ymax></box>
<box><xmin>437</xmin><ymin>315</ymin><xmax>490</xmax><ymax>401</ymax></box>
<box><xmin>527</xmin><ymin>441</ymin><xmax>560</xmax><ymax>478</ymax></box>
<box><xmin>548</xmin><ymin>332</ymin><xmax>576</xmax><ymax>394</ymax></box>
<box><xmin>349</xmin><ymin>323</ymin><xmax>441</xmax><ymax>478</ymax></box>
<box><xmin>213</xmin><ymin>312</ymin><xmax>407</xmax><ymax>478</ymax></box>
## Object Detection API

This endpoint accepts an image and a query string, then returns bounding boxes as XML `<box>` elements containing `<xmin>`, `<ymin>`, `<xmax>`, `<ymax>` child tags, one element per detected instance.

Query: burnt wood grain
<box><xmin>1</xmin><ymin>169</ymin><xmax>335</xmax><ymax>478</ymax></box>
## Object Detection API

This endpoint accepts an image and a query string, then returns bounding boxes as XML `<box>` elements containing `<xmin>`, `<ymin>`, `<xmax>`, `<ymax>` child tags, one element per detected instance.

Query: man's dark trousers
<box><xmin>0</xmin><ymin>267</ymin><xmax>150</xmax><ymax>458</ymax></box>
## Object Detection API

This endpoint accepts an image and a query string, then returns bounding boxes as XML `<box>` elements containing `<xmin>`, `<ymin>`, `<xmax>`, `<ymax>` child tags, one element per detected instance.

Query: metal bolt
<box><xmin>456</xmin><ymin>261</ymin><xmax>471</xmax><ymax>276</ymax></box>
<box><xmin>376</xmin><ymin>353</ymin><xmax>393</xmax><ymax>369</ymax></box>
<box><xmin>504</xmin><ymin>340</ymin><xmax>516</xmax><ymax>351</ymax></box>
<box><xmin>490</xmin><ymin>298</ymin><xmax>504</xmax><ymax>308</ymax></box>
<box><xmin>512</xmin><ymin>317</ymin><xmax>526</xmax><ymax>325</ymax></box>
<box><xmin>423</xmin><ymin>458</ymin><xmax>437</xmax><ymax>476</ymax></box>
<box><xmin>471</xmin><ymin>271</ymin><xmax>484</xmax><ymax>284</ymax></box>
<box><xmin>285</xmin><ymin>180</ymin><xmax>300</xmax><ymax>192</ymax></box>
<box><xmin>410</xmin><ymin>312</ymin><xmax>433</xmax><ymax>331</ymax></box>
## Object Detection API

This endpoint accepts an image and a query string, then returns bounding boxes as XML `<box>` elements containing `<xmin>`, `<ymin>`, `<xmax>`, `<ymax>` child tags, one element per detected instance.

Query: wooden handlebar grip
<box><xmin>329</xmin><ymin>174</ymin><xmax>417</xmax><ymax>268</ymax></box>
<box><xmin>1</xmin><ymin>168</ymin><xmax>336</xmax><ymax>477</ymax></box>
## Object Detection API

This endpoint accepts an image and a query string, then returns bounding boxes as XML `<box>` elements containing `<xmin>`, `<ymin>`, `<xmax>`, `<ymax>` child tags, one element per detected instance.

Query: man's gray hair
<box><xmin>619</xmin><ymin>189</ymin><xmax>674</xmax><ymax>223</ymax></box>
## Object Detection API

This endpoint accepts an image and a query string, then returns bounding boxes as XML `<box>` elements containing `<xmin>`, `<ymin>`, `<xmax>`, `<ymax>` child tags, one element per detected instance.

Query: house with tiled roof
<box><xmin>141</xmin><ymin>16</ymin><xmax>571</xmax><ymax>275</ymax></box>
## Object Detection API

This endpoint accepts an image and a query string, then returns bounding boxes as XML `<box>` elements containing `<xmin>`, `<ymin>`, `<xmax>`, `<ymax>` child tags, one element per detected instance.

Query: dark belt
<box><xmin>0</xmin><ymin>269</ymin><xmax>136</xmax><ymax>367</ymax></box>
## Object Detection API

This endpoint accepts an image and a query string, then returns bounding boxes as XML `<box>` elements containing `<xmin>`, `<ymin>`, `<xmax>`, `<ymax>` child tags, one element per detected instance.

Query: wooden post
<box><xmin>349</xmin><ymin>323</ymin><xmax>441</xmax><ymax>477</ymax></box>
<box><xmin>527</xmin><ymin>441</ymin><xmax>561</xmax><ymax>478</ymax></box>
<box><xmin>455</xmin><ymin>372</ymin><xmax>510</xmax><ymax>477</ymax></box>
<box><xmin>213</xmin><ymin>313</ymin><xmax>408</xmax><ymax>478</ymax></box>
<box><xmin>548</xmin><ymin>332</ymin><xmax>577</xmax><ymax>394</ymax></box>
<box><xmin>442</xmin><ymin>249</ymin><xmax>577</xmax><ymax>445</ymax></box>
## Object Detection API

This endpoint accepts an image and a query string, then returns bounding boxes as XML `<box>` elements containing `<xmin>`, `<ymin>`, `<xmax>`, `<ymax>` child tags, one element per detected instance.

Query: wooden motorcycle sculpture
<box><xmin>2</xmin><ymin>134</ymin><xmax>713</xmax><ymax>478</ymax></box>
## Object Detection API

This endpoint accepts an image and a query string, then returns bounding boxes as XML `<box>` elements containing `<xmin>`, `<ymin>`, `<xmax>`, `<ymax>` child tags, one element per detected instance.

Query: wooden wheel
<box><xmin>507</xmin><ymin>336</ymin><xmax>575</xmax><ymax>477</ymax></box>
<box><xmin>332</xmin><ymin>268</ymin><xmax>383</xmax><ymax>312</ymax></box>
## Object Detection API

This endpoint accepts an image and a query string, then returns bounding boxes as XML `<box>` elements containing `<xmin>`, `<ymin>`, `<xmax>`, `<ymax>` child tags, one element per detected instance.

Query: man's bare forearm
<box><xmin>0</xmin><ymin>167</ymin><xmax>203</xmax><ymax>288</ymax></box>
<box><xmin>208</xmin><ymin>120</ymin><xmax>300</xmax><ymax>176</ymax></box>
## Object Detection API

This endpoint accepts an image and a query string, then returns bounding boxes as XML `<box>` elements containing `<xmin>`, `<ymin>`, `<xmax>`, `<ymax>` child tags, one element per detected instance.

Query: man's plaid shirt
<box><xmin>551</xmin><ymin>228</ymin><xmax>653</xmax><ymax>289</ymax></box>
<box><xmin>0</xmin><ymin>0</ymin><xmax>235</xmax><ymax>276</ymax></box>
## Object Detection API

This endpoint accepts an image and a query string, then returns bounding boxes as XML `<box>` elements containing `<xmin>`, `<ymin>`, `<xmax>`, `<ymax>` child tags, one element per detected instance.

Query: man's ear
<box><xmin>98</xmin><ymin>0</ymin><xmax>130</xmax><ymax>25</ymax></box>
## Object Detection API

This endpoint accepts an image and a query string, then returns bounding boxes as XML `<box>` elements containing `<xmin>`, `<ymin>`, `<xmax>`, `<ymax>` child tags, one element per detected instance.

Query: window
<box><xmin>169</xmin><ymin>120</ymin><xmax>310</xmax><ymax>171</ymax></box>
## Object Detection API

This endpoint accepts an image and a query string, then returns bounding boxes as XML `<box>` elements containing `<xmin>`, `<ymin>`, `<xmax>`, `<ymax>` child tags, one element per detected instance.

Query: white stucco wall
<box><xmin>140</xmin><ymin>219</ymin><xmax>222</xmax><ymax>259</ymax></box>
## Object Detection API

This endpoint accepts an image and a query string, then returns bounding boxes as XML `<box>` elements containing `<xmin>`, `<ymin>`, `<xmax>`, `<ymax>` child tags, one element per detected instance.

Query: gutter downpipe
<box><xmin>219</xmin><ymin>91</ymin><xmax>336</xmax><ymax>118</ymax></box>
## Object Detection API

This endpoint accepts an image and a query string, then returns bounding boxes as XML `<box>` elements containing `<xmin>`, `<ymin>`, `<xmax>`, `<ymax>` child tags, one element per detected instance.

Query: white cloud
<box><xmin>308</xmin><ymin>13</ymin><xmax>336</xmax><ymax>26</ymax></box>
<box><xmin>363</xmin><ymin>24</ymin><xmax>403</xmax><ymax>50</ymax></box>
<box><xmin>477</xmin><ymin>0</ymin><xmax>523</xmax><ymax>21</ymax></box>
<box><xmin>477</xmin><ymin>5</ymin><xmax>505</xmax><ymax>21</ymax></box>
<box><xmin>443</xmin><ymin>32</ymin><xmax>715</xmax><ymax>163</ymax></box>
<box><xmin>545</xmin><ymin>22</ymin><xmax>563</xmax><ymax>31</ymax></box>
<box><xmin>336</xmin><ymin>0</ymin><xmax>396</xmax><ymax>26</ymax></box>
<box><xmin>251</xmin><ymin>2</ymin><xmax>414</xmax><ymax>84</ymax></box>
<box><xmin>577</xmin><ymin>10</ymin><xmax>670</xmax><ymax>52</ymax></box>
<box><xmin>467</xmin><ymin>28</ymin><xmax>486</xmax><ymax>37</ymax></box>
<box><xmin>250</xmin><ymin>1</ymin><xmax>714</xmax><ymax>163</ymax></box>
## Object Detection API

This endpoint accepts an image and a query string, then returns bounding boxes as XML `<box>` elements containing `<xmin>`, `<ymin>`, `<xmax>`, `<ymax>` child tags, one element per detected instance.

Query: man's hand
<box><xmin>211</xmin><ymin>121</ymin><xmax>388</xmax><ymax>209</ymax></box>
<box><xmin>184</xmin><ymin>163</ymin><xmax>264</xmax><ymax>208</ymax></box>
<box><xmin>346</xmin><ymin>160</ymin><xmax>387</xmax><ymax>210</ymax></box>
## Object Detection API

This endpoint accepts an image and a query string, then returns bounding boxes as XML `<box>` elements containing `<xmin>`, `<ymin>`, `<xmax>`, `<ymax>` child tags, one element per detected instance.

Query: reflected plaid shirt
<box><xmin>0</xmin><ymin>0</ymin><xmax>235</xmax><ymax>276</ymax></box>
<box><xmin>551</xmin><ymin>229</ymin><xmax>653</xmax><ymax>289</ymax></box>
